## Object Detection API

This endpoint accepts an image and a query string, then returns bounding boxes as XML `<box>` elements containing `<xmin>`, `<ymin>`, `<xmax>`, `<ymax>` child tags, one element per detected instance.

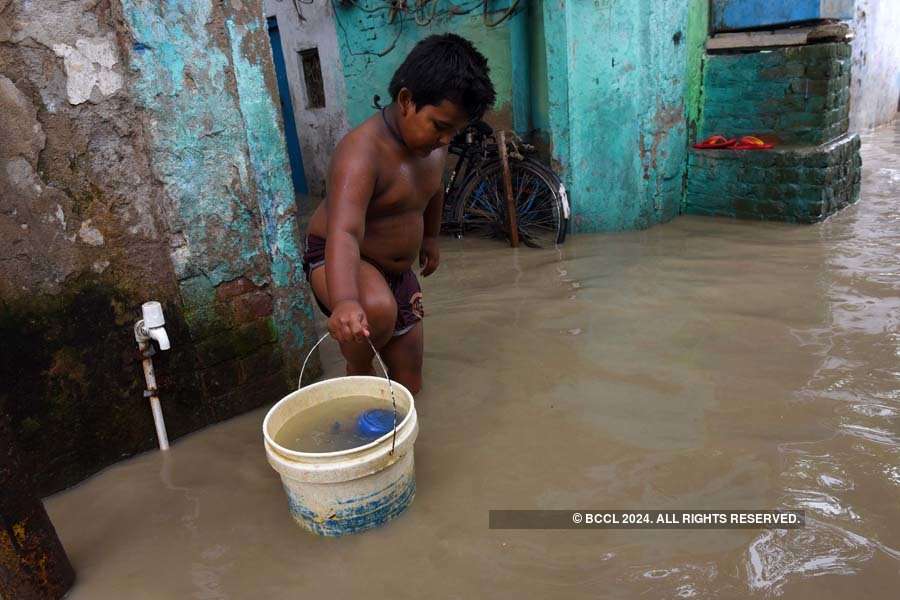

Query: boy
<box><xmin>302</xmin><ymin>34</ymin><xmax>496</xmax><ymax>394</ymax></box>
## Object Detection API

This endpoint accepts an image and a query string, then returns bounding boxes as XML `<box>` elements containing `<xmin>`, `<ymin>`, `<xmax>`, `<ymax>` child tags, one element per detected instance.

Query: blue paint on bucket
<box><xmin>285</xmin><ymin>473</ymin><xmax>416</xmax><ymax>537</ymax></box>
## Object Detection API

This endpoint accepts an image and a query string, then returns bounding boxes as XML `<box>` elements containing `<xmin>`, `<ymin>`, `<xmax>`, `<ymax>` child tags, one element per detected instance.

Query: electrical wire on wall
<box><xmin>275</xmin><ymin>0</ymin><xmax>315</xmax><ymax>22</ymax></box>
<box><xmin>331</xmin><ymin>0</ymin><xmax>523</xmax><ymax>59</ymax></box>
<box><xmin>482</xmin><ymin>0</ymin><xmax>519</xmax><ymax>27</ymax></box>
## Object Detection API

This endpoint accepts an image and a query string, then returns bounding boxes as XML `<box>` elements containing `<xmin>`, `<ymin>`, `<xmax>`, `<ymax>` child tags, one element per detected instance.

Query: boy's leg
<box><xmin>308</xmin><ymin>261</ymin><xmax>398</xmax><ymax>374</ymax></box>
<box><xmin>380</xmin><ymin>321</ymin><xmax>423</xmax><ymax>395</ymax></box>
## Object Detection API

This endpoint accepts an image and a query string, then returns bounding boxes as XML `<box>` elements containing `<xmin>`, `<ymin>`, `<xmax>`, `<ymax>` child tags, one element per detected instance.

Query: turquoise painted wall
<box><xmin>333</xmin><ymin>0</ymin><xmax>707</xmax><ymax>233</ymax></box>
<box><xmin>333</xmin><ymin>1</ymin><xmax>530</xmax><ymax>133</ymax></box>
<box><xmin>121</xmin><ymin>0</ymin><xmax>316</xmax><ymax>376</ymax></box>
<box><xmin>539</xmin><ymin>0</ymin><xmax>693</xmax><ymax>232</ymax></box>
<box><xmin>528</xmin><ymin>1</ymin><xmax>549</xmax><ymax>139</ymax></box>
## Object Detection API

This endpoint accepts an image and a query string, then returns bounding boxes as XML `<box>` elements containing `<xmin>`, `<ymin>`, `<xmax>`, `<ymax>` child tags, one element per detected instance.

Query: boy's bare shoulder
<box><xmin>326</xmin><ymin>117</ymin><xmax>384</xmax><ymax>196</ymax></box>
<box><xmin>332</xmin><ymin>117</ymin><xmax>384</xmax><ymax>166</ymax></box>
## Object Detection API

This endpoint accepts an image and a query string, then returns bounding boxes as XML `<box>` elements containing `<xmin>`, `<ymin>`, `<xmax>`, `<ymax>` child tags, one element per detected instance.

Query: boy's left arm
<box><xmin>420</xmin><ymin>187</ymin><xmax>442</xmax><ymax>277</ymax></box>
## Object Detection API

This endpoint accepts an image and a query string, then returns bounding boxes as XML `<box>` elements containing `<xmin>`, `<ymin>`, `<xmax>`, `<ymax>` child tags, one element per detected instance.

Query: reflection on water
<box><xmin>739</xmin><ymin>125</ymin><xmax>900</xmax><ymax>597</ymax></box>
<box><xmin>45</xmin><ymin>125</ymin><xmax>900</xmax><ymax>599</ymax></box>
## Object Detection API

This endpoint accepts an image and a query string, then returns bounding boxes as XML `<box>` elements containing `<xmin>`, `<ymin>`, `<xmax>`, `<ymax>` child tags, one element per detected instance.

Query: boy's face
<box><xmin>397</xmin><ymin>90</ymin><xmax>471</xmax><ymax>157</ymax></box>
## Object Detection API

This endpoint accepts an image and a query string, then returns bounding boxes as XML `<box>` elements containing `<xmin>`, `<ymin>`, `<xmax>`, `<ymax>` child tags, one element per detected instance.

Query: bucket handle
<box><xmin>299</xmin><ymin>332</ymin><xmax>400</xmax><ymax>454</ymax></box>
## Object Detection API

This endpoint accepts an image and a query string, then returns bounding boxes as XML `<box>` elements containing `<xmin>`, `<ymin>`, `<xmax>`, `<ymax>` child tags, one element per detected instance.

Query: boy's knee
<box><xmin>362</xmin><ymin>294</ymin><xmax>397</xmax><ymax>340</ymax></box>
<box><xmin>393</xmin><ymin>371</ymin><xmax>421</xmax><ymax>395</ymax></box>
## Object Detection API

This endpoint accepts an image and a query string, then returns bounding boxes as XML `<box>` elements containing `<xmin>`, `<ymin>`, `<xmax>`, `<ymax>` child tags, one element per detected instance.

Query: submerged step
<box><xmin>685</xmin><ymin>134</ymin><xmax>862</xmax><ymax>223</ymax></box>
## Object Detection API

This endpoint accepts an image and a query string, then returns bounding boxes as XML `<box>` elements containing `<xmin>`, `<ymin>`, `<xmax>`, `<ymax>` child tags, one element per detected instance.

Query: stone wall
<box><xmin>686</xmin><ymin>134</ymin><xmax>861</xmax><ymax>223</ymax></box>
<box><xmin>686</xmin><ymin>40</ymin><xmax>861</xmax><ymax>223</ymax></box>
<box><xmin>0</xmin><ymin>0</ymin><xmax>319</xmax><ymax>495</ymax></box>
<box><xmin>700</xmin><ymin>43</ymin><xmax>852</xmax><ymax>145</ymax></box>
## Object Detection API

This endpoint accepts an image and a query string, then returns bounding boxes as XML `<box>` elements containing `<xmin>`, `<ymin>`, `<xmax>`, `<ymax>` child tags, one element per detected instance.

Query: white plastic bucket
<box><xmin>263</xmin><ymin>336</ymin><xmax>418</xmax><ymax>536</ymax></box>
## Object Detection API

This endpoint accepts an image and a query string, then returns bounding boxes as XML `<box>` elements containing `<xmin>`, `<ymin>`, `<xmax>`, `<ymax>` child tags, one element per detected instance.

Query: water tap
<box><xmin>135</xmin><ymin>301</ymin><xmax>171</xmax><ymax>351</ymax></box>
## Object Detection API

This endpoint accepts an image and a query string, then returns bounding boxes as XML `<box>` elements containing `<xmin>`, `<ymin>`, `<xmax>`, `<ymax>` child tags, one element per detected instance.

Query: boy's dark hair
<box><xmin>388</xmin><ymin>33</ymin><xmax>496</xmax><ymax>121</ymax></box>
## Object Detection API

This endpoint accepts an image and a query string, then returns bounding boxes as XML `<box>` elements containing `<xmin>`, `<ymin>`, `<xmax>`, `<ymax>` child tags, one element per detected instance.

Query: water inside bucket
<box><xmin>273</xmin><ymin>395</ymin><xmax>408</xmax><ymax>453</ymax></box>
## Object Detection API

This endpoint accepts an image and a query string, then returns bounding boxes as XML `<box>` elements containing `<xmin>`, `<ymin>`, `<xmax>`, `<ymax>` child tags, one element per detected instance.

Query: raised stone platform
<box><xmin>685</xmin><ymin>134</ymin><xmax>861</xmax><ymax>223</ymax></box>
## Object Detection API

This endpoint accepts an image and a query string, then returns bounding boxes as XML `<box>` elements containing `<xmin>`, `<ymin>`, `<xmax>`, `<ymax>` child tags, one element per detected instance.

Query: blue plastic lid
<box><xmin>356</xmin><ymin>409</ymin><xmax>397</xmax><ymax>438</ymax></box>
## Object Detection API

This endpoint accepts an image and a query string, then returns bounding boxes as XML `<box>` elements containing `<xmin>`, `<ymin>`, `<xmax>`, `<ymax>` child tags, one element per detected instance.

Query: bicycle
<box><xmin>441</xmin><ymin>121</ymin><xmax>570</xmax><ymax>248</ymax></box>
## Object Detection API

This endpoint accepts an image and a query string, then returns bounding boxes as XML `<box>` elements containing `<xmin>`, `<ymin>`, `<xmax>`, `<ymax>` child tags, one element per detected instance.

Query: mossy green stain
<box><xmin>684</xmin><ymin>0</ymin><xmax>709</xmax><ymax>141</ymax></box>
<box><xmin>0</xmin><ymin>278</ymin><xmax>194</xmax><ymax>495</ymax></box>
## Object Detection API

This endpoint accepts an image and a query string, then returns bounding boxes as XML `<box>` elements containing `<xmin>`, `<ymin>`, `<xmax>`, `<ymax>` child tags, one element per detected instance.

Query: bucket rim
<box><xmin>262</xmin><ymin>375</ymin><xmax>416</xmax><ymax>460</ymax></box>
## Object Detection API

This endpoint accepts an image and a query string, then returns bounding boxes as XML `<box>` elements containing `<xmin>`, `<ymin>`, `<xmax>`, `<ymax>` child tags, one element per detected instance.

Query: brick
<box><xmin>231</xmin><ymin>291</ymin><xmax>274</xmax><ymax>323</ymax></box>
<box><xmin>183</xmin><ymin>302</ymin><xmax>232</xmax><ymax>341</ymax></box>
<box><xmin>238</xmin><ymin>343</ymin><xmax>284</xmax><ymax>385</ymax></box>
<box><xmin>208</xmin><ymin>370</ymin><xmax>290</xmax><ymax>422</ymax></box>
<box><xmin>200</xmin><ymin>359</ymin><xmax>242</xmax><ymax>397</ymax></box>
<box><xmin>232</xmin><ymin>318</ymin><xmax>278</xmax><ymax>357</ymax></box>
<box><xmin>685</xmin><ymin>135</ymin><xmax>860</xmax><ymax>224</ymax></box>
<box><xmin>215</xmin><ymin>276</ymin><xmax>259</xmax><ymax>301</ymax></box>
<box><xmin>194</xmin><ymin>317</ymin><xmax>278</xmax><ymax>367</ymax></box>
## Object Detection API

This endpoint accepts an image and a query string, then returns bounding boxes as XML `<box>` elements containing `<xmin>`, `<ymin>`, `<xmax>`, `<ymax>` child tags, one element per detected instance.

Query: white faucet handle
<box><xmin>142</xmin><ymin>301</ymin><xmax>165</xmax><ymax>328</ymax></box>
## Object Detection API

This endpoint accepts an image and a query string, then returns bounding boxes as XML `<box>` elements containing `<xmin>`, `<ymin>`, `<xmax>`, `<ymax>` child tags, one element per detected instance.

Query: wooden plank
<box><xmin>497</xmin><ymin>131</ymin><xmax>519</xmax><ymax>248</ymax></box>
<box><xmin>707</xmin><ymin>23</ymin><xmax>851</xmax><ymax>51</ymax></box>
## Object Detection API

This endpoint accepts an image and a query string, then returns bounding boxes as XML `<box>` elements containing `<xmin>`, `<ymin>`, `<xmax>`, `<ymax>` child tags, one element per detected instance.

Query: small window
<box><xmin>299</xmin><ymin>48</ymin><xmax>325</xmax><ymax>109</ymax></box>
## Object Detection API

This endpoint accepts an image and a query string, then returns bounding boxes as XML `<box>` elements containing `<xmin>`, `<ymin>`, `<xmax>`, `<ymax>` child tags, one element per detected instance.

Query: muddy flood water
<box><xmin>46</xmin><ymin>124</ymin><xmax>900</xmax><ymax>599</ymax></box>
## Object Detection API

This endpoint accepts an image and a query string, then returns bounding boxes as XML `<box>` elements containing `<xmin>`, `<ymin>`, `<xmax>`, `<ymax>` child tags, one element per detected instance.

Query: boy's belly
<box><xmin>360</xmin><ymin>213</ymin><xmax>424</xmax><ymax>273</ymax></box>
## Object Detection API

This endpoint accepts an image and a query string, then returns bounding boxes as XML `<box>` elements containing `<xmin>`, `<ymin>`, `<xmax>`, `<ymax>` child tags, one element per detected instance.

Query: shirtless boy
<box><xmin>302</xmin><ymin>34</ymin><xmax>496</xmax><ymax>394</ymax></box>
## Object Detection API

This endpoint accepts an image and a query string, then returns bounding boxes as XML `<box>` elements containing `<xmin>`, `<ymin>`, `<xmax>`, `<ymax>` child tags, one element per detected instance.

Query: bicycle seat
<box><xmin>450</xmin><ymin>120</ymin><xmax>494</xmax><ymax>148</ymax></box>
<box><xmin>471</xmin><ymin>120</ymin><xmax>493</xmax><ymax>136</ymax></box>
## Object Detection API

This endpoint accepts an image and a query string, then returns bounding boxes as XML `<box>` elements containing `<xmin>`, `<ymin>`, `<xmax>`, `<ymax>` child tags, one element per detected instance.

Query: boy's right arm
<box><xmin>324</xmin><ymin>136</ymin><xmax>377</xmax><ymax>344</ymax></box>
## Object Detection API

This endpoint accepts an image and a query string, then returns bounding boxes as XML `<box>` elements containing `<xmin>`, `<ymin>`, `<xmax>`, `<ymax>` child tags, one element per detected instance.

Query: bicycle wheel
<box><xmin>522</xmin><ymin>157</ymin><xmax>569</xmax><ymax>244</ymax></box>
<box><xmin>455</xmin><ymin>158</ymin><xmax>568</xmax><ymax>247</ymax></box>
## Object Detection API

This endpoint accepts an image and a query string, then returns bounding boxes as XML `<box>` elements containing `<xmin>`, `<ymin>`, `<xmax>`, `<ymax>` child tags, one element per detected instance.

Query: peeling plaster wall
<box><xmin>332</xmin><ymin>1</ymin><xmax>527</xmax><ymax>134</ymax></box>
<box><xmin>0</xmin><ymin>0</ymin><xmax>169</xmax><ymax>299</ymax></box>
<box><xmin>0</xmin><ymin>0</ymin><xmax>192</xmax><ymax>494</ymax></box>
<box><xmin>263</xmin><ymin>0</ymin><xmax>350</xmax><ymax>197</ymax></box>
<box><xmin>0</xmin><ymin>0</ymin><xmax>318</xmax><ymax>494</ymax></box>
<box><xmin>849</xmin><ymin>0</ymin><xmax>900</xmax><ymax>131</ymax></box>
<box><xmin>538</xmin><ymin>0</ymin><xmax>692</xmax><ymax>232</ymax></box>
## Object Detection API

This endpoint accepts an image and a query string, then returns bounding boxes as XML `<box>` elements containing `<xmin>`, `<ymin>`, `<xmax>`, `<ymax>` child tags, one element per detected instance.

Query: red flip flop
<box><xmin>692</xmin><ymin>135</ymin><xmax>736</xmax><ymax>149</ymax></box>
<box><xmin>732</xmin><ymin>135</ymin><xmax>774</xmax><ymax>150</ymax></box>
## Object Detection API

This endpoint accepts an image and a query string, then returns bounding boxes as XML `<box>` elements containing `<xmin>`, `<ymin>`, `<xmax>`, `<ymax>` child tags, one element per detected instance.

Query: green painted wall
<box><xmin>685</xmin><ymin>0</ymin><xmax>709</xmax><ymax>142</ymax></box>
<box><xmin>333</xmin><ymin>1</ymin><xmax>529</xmax><ymax>133</ymax></box>
<box><xmin>121</xmin><ymin>0</ymin><xmax>320</xmax><ymax>410</ymax></box>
